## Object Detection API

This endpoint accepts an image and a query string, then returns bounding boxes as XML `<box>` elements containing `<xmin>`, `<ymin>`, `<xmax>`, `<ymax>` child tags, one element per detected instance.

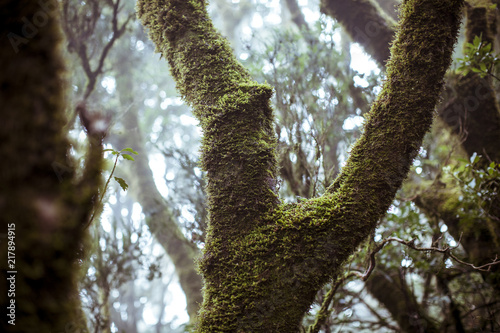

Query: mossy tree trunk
<box><xmin>138</xmin><ymin>0</ymin><xmax>462</xmax><ymax>331</ymax></box>
<box><xmin>281</xmin><ymin>4</ymin><xmax>424</xmax><ymax>330</ymax></box>
<box><xmin>0</xmin><ymin>1</ymin><xmax>103</xmax><ymax>332</ymax></box>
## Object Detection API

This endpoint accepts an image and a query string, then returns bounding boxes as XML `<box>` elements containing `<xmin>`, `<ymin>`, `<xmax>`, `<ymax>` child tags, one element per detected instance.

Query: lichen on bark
<box><xmin>138</xmin><ymin>0</ymin><xmax>463</xmax><ymax>330</ymax></box>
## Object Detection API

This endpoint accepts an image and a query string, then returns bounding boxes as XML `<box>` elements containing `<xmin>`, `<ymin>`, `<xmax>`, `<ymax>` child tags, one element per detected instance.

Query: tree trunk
<box><xmin>137</xmin><ymin>0</ymin><xmax>462</xmax><ymax>330</ymax></box>
<box><xmin>0</xmin><ymin>1</ymin><xmax>103</xmax><ymax>332</ymax></box>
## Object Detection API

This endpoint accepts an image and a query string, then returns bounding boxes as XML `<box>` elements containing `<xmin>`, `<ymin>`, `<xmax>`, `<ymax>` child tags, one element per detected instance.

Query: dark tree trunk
<box><xmin>0</xmin><ymin>1</ymin><xmax>103</xmax><ymax>332</ymax></box>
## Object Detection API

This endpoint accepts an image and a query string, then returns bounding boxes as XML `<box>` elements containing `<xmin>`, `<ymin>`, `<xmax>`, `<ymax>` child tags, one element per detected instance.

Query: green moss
<box><xmin>138</xmin><ymin>0</ymin><xmax>463</xmax><ymax>331</ymax></box>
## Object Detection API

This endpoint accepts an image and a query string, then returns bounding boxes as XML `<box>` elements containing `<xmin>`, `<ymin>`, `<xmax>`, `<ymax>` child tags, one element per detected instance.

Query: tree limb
<box><xmin>320</xmin><ymin>0</ymin><xmax>396</xmax><ymax>66</ymax></box>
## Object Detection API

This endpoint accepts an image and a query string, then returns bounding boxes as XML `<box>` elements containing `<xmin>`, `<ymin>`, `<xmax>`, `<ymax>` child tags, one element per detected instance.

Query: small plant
<box><xmin>87</xmin><ymin>147</ymin><xmax>139</xmax><ymax>227</ymax></box>
<box><xmin>451</xmin><ymin>152</ymin><xmax>499</xmax><ymax>206</ymax></box>
<box><xmin>457</xmin><ymin>34</ymin><xmax>500</xmax><ymax>81</ymax></box>
<box><xmin>444</xmin><ymin>153</ymin><xmax>500</xmax><ymax>237</ymax></box>
<box><xmin>103</xmin><ymin>147</ymin><xmax>138</xmax><ymax>191</ymax></box>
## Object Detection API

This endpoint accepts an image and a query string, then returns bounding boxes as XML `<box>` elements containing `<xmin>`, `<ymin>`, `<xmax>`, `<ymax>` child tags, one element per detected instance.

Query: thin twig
<box><xmin>308</xmin><ymin>234</ymin><xmax>500</xmax><ymax>332</ymax></box>
<box><xmin>86</xmin><ymin>153</ymin><xmax>120</xmax><ymax>228</ymax></box>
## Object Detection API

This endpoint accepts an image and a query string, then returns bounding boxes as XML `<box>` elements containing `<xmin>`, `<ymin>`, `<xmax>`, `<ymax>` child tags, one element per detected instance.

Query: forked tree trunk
<box><xmin>137</xmin><ymin>0</ymin><xmax>463</xmax><ymax>331</ymax></box>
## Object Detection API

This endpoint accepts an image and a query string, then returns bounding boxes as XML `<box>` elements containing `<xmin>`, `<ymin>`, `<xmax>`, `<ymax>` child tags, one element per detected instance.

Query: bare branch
<box><xmin>62</xmin><ymin>0</ymin><xmax>133</xmax><ymax>99</ymax></box>
<box><xmin>309</xmin><ymin>233</ymin><xmax>500</xmax><ymax>331</ymax></box>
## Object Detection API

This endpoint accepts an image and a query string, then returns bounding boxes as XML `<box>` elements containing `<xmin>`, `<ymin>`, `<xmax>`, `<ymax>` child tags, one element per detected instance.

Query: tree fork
<box><xmin>138</xmin><ymin>0</ymin><xmax>463</xmax><ymax>331</ymax></box>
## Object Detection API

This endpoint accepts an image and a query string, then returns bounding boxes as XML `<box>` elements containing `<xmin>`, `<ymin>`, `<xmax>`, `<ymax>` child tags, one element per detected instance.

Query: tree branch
<box><xmin>320</xmin><ymin>0</ymin><xmax>396</xmax><ymax>66</ymax></box>
<box><xmin>138</xmin><ymin>0</ymin><xmax>279</xmax><ymax>238</ymax></box>
<box><xmin>62</xmin><ymin>0</ymin><xmax>133</xmax><ymax>100</ymax></box>
<box><xmin>285</xmin><ymin>0</ymin><xmax>310</xmax><ymax>32</ymax></box>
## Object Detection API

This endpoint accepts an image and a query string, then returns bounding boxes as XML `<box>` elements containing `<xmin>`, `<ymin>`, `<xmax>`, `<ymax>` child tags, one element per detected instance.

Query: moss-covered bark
<box><xmin>138</xmin><ymin>0</ymin><xmax>462</xmax><ymax>330</ymax></box>
<box><xmin>0</xmin><ymin>0</ymin><xmax>103</xmax><ymax>332</ymax></box>
<box><xmin>320</xmin><ymin>0</ymin><xmax>396</xmax><ymax>66</ymax></box>
<box><xmin>324</xmin><ymin>0</ymin><xmax>500</xmax><ymax>295</ymax></box>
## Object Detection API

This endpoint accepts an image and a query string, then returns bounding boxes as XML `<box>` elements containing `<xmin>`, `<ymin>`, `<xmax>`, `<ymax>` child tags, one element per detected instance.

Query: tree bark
<box><xmin>0</xmin><ymin>0</ymin><xmax>103</xmax><ymax>331</ymax></box>
<box><xmin>138</xmin><ymin>0</ymin><xmax>462</xmax><ymax>330</ymax></box>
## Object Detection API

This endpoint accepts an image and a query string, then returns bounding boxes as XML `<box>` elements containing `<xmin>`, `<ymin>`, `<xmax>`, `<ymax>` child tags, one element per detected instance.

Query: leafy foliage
<box><xmin>445</xmin><ymin>153</ymin><xmax>500</xmax><ymax>235</ymax></box>
<box><xmin>457</xmin><ymin>34</ymin><xmax>500</xmax><ymax>80</ymax></box>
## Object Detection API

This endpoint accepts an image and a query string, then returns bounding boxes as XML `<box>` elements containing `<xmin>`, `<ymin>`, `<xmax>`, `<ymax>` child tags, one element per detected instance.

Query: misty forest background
<box><xmin>2</xmin><ymin>0</ymin><xmax>500</xmax><ymax>332</ymax></box>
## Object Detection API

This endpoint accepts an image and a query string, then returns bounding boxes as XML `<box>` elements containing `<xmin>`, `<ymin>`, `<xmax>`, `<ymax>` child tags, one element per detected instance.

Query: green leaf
<box><xmin>103</xmin><ymin>149</ymin><xmax>115</xmax><ymax>152</ymax></box>
<box><xmin>480</xmin><ymin>62</ymin><xmax>487</xmax><ymax>72</ymax></box>
<box><xmin>122</xmin><ymin>154</ymin><xmax>135</xmax><ymax>161</ymax></box>
<box><xmin>114</xmin><ymin>177</ymin><xmax>129</xmax><ymax>191</ymax></box>
<box><xmin>121</xmin><ymin>147</ymin><xmax>139</xmax><ymax>155</ymax></box>
<box><xmin>483</xmin><ymin>43</ymin><xmax>492</xmax><ymax>53</ymax></box>
<box><xmin>470</xmin><ymin>152</ymin><xmax>480</xmax><ymax>164</ymax></box>
<box><xmin>473</xmin><ymin>35</ymin><xmax>481</xmax><ymax>47</ymax></box>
